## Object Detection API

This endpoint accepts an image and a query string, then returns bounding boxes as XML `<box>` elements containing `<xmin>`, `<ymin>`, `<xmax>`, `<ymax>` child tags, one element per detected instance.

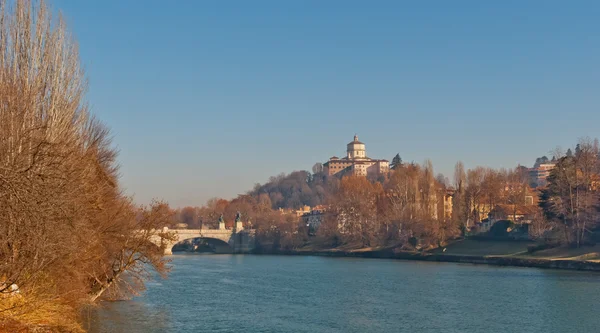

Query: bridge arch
<box><xmin>152</xmin><ymin>226</ymin><xmax>255</xmax><ymax>255</ymax></box>
<box><xmin>171</xmin><ymin>236</ymin><xmax>233</xmax><ymax>254</ymax></box>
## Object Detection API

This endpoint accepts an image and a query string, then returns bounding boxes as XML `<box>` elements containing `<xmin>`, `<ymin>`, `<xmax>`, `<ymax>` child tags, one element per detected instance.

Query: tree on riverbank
<box><xmin>540</xmin><ymin>138</ymin><xmax>600</xmax><ymax>247</ymax></box>
<box><xmin>312</xmin><ymin>162</ymin><xmax>459</xmax><ymax>249</ymax></box>
<box><xmin>0</xmin><ymin>1</ymin><xmax>174</xmax><ymax>330</ymax></box>
<box><xmin>326</xmin><ymin>176</ymin><xmax>385</xmax><ymax>247</ymax></box>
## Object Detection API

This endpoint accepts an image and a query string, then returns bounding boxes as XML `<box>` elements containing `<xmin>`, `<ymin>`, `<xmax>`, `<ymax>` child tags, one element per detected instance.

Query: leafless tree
<box><xmin>0</xmin><ymin>1</ymin><xmax>174</xmax><ymax>328</ymax></box>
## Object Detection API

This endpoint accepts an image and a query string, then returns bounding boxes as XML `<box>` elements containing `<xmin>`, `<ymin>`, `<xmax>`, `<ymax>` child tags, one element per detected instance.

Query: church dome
<box><xmin>346</xmin><ymin>135</ymin><xmax>366</xmax><ymax>159</ymax></box>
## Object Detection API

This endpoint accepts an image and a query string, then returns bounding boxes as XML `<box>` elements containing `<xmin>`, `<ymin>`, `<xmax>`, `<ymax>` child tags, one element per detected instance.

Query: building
<box><xmin>591</xmin><ymin>174</ymin><xmax>600</xmax><ymax>191</ymax></box>
<box><xmin>468</xmin><ymin>184</ymin><xmax>538</xmax><ymax>226</ymax></box>
<box><xmin>524</xmin><ymin>186</ymin><xmax>539</xmax><ymax>206</ymax></box>
<box><xmin>301</xmin><ymin>205</ymin><xmax>328</xmax><ymax>233</ymax></box>
<box><xmin>323</xmin><ymin>135</ymin><xmax>389</xmax><ymax>177</ymax></box>
<box><xmin>443</xmin><ymin>189</ymin><xmax>454</xmax><ymax>220</ymax></box>
<box><xmin>478</xmin><ymin>204</ymin><xmax>541</xmax><ymax>233</ymax></box>
<box><xmin>489</xmin><ymin>204</ymin><xmax>540</xmax><ymax>223</ymax></box>
<box><xmin>294</xmin><ymin>205</ymin><xmax>312</xmax><ymax>217</ymax></box>
<box><xmin>528</xmin><ymin>163</ymin><xmax>556</xmax><ymax>188</ymax></box>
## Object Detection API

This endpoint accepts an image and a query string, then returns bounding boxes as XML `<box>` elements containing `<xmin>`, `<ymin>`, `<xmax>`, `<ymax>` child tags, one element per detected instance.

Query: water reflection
<box><xmin>86</xmin><ymin>255</ymin><xmax>600</xmax><ymax>333</ymax></box>
<box><xmin>84</xmin><ymin>300</ymin><xmax>172</xmax><ymax>333</ymax></box>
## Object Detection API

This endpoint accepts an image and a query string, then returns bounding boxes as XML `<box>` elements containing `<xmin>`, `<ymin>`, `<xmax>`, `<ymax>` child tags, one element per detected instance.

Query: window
<box><xmin>525</xmin><ymin>196</ymin><xmax>534</xmax><ymax>205</ymax></box>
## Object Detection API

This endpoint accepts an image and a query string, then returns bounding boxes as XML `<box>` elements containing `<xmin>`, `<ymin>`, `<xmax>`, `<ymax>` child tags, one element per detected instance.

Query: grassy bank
<box><xmin>257</xmin><ymin>239</ymin><xmax>600</xmax><ymax>272</ymax></box>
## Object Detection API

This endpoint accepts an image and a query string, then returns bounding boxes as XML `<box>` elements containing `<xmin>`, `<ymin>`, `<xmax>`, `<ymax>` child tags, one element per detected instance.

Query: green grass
<box><xmin>523</xmin><ymin>245</ymin><xmax>600</xmax><ymax>261</ymax></box>
<box><xmin>430</xmin><ymin>239</ymin><xmax>532</xmax><ymax>257</ymax></box>
<box><xmin>431</xmin><ymin>239</ymin><xmax>600</xmax><ymax>262</ymax></box>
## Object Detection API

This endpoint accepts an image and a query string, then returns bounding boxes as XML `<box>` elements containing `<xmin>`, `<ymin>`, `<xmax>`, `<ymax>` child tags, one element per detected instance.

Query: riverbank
<box><xmin>257</xmin><ymin>240</ymin><xmax>600</xmax><ymax>272</ymax></box>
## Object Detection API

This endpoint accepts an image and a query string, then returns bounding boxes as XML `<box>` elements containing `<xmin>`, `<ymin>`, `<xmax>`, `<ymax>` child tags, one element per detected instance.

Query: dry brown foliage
<box><xmin>0</xmin><ymin>1</ymin><xmax>174</xmax><ymax>330</ymax></box>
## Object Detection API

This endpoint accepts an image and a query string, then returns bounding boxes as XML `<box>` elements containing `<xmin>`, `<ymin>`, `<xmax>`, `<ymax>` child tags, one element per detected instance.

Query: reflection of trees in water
<box><xmin>82</xmin><ymin>302</ymin><xmax>171</xmax><ymax>333</ymax></box>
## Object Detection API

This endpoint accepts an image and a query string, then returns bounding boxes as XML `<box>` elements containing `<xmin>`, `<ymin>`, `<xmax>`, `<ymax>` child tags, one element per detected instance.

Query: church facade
<box><xmin>323</xmin><ymin>135</ymin><xmax>389</xmax><ymax>177</ymax></box>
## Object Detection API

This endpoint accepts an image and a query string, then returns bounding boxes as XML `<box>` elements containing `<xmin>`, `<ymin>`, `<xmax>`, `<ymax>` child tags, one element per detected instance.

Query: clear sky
<box><xmin>52</xmin><ymin>0</ymin><xmax>600</xmax><ymax>207</ymax></box>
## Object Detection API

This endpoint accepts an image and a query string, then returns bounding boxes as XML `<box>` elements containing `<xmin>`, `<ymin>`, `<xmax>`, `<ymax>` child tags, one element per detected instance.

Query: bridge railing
<box><xmin>163</xmin><ymin>227</ymin><xmax>255</xmax><ymax>233</ymax></box>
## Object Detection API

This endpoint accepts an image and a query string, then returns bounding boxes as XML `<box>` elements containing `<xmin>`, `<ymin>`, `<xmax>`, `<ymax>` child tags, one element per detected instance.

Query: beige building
<box><xmin>529</xmin><ymin>163</ymin><xmax>556</xmax><ymax>187</ymax></box>
<box><xmin>294</xmin><ymin>205</ymin><xmax>312</xmax><ymax>217</ymax></box>
<box><xmin>443</xmin><ymin>189</ymin><xmax>454</xmax><ymax>220</ymax></box>
<box><xmin>324</xmin><ymin>135</ymin><xmax>389</xmax><ymax>177</ymax></box>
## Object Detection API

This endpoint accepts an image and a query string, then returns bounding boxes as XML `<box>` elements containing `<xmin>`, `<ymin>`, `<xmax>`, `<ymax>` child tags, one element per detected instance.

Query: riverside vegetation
<box><xmin>0</xmin><ymin>1</ymin><xmax>175</xmax><ymax>331</ymax></box>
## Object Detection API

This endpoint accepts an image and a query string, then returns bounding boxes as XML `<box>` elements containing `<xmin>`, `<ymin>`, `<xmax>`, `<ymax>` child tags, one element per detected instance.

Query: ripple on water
<box><xmin>87</xmin><ymin>255</ymin><xmax>600</xmax><ymax>333</ymax></box>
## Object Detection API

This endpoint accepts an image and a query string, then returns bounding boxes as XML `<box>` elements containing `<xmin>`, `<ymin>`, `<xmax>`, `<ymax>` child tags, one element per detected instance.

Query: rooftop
<box><xmin>347</xmin><ymin>134</ymin><xmax>364</xmax><ymax>145</ymax></box>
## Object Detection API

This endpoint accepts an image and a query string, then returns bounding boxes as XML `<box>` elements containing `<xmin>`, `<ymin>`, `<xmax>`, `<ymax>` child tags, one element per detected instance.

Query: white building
<box><xmin>323</xmin><ymin>135</ymin><xmax>389</xmax><ymax>177</ymax></box>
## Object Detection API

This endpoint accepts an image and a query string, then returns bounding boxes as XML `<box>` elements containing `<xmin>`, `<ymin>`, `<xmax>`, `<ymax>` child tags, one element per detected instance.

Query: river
<box><xmin>85</xmin><ymin>254</ymin><xmax>600</xmax><ymax>333</ymax></box>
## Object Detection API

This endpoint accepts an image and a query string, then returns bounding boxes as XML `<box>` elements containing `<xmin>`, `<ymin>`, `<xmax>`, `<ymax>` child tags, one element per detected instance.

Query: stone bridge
<box><xmin>150</xmin><ymin>221</ymin><xmax>255</xmax><ymax>255</ymax></box>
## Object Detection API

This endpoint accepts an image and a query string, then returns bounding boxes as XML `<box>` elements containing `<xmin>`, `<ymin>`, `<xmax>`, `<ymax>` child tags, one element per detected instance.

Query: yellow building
<box><xmin>324</xmin><ymin>135</ymin><xmax>389</xmax><ymax>177</ymax></box>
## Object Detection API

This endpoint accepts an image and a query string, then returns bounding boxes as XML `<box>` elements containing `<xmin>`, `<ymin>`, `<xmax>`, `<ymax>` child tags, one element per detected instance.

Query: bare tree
<box><xmin>312</xmin><ymin>162</ymin><xmax>324</xmax><ymax>174</ymax></box>
<box><xmin>541</xmin><ymin>138</ymin><xmax>600</xmax><ymax>247</ymax></box>
<box><xmin>452</xmin><ymin>161</ymin><xmax>467</xmax><ymax>228</ymax></box>
<box><xmin>0</xmin><ymin>1</ymin><xmax>174</xmax><ymax>328</ymax></box>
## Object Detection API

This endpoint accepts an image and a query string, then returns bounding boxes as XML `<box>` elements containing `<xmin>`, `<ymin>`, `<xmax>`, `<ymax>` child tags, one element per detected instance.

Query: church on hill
<box><xmin>323</xmin><ymin>135</ymin><xmax>389</xmax><ymax>177</ymax></box>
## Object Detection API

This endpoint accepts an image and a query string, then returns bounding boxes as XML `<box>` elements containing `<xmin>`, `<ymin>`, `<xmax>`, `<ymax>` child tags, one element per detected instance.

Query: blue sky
<box><xmin>52</xmin><ymin>0</ymin><xmax>600</xmax><ymax>207</ymax></box>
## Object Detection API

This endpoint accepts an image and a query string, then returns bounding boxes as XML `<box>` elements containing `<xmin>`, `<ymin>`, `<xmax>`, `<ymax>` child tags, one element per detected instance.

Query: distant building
<box><xmin>294</xmin><ymin>205</ymin><xmax>312</xmax><ymax>217</ymax></box>
<box><xmin>478</xmin><ymin>204</ymin><xmax>541</xmax><ymax>233</ymax></box>
<box><xmin>592</xmin><ymin>174</ymin><xmax>600</xmax><ymax>192</ymax></box>
<box><xmin>278</xmin><ymin>207</ymin><xmax>293</xmax><ymax>215</ymax></box>
<box><xmin>489</xmin><ymin>204</ymin><xmax>540</xmax><ymax>224</ymax></box>
<box><xmin>528</xmin><ymin>163</ymin><xmax>556</xmax><ymax>187</ymax></box>
<box><xmin>301</xmin><ymin>205</ymin><xmax>328</xmax><ymax>232</ymax></box>
<box><xmin>469</xmin><ymin>185</ymin><xmax>537</xmax><ymax>226</ymax></box>
<box><xmin>323</xmin><ymin>135</ymin><xmax>389</xmax><ymax>177</ymax></box>
<box><xmin>524</xmin><ymin>186</ymin><xmax>539</xmax><ymax>206</ymax></box>
<box><xmin>443</xmin><ymin>189</ymin><xmax>454</xmax><ymax>220</ymax></box>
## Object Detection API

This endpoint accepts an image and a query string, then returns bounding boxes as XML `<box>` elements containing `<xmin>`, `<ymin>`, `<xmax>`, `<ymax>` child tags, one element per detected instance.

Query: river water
<box><xmin>85</xmin><ymin>254</ymin><xmax>600</xmax><ymax>333</ymax></box>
